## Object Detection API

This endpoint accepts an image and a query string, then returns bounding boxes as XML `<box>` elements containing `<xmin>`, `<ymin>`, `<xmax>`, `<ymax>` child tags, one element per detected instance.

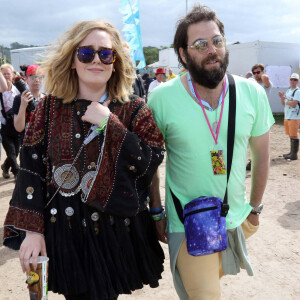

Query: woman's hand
<box><xmin>19</xmin><ymin>232</ymin><xmax>47</xmax><ymax>273</ymax></box>
<box><xmin>155</xmin><ymin>218</ymin><xmax>168</xmax><ymax>244</ymax></box>
<box><xmin>20</xmin><ymin>90</ymin><xmax>33</xmax><ymax>109</ymax></box>
<box><xmin>81</xmin><ymin>100</ymin><xmax>111</xmax><ymax>125</ymax></box>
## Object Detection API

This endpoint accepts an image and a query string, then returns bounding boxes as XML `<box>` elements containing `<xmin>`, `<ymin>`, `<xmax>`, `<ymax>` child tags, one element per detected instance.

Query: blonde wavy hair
<box><xmin>41</xmin><ymin>20</ymin><xmax>135</xmax><ymax>103</ymax></box>
<box><xmin>0</xmin><ymin>63</ymin><xmax>14</xmax><ymax>72</ymax></box>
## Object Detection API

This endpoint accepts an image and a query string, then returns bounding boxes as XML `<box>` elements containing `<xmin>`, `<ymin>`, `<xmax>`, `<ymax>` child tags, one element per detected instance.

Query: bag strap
<box><xmin>171</xmin><ymin>74</ymin><xmax>236</xmax><ymax>223</ymax></box>
<box><xmin>291</xmin><ymin>88</ymin><xmax>299</xmax><ymax>97</ymax></box>
<box><xmin>291</xmin><ymin>88</ymin><xmax>300</xmax><ymax>115</ymax></box>
<box><xmin>0</xmin><ymin>93</ymin><xmax>8</xmax><ymax>120</ymax></box>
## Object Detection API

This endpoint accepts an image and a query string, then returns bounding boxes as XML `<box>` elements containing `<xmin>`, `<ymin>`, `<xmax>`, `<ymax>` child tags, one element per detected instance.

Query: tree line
<box><xmin>0</xmin><ymin>43</ymin><xmax>172</xmax><ymax>66</ymax></box>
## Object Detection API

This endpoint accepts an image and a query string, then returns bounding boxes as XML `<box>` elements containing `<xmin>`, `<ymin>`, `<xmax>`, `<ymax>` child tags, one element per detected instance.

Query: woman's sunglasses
<box><xmin>76</xmin><ymin>46</ymin><xmax>116</xmax><ymax>64</ymax></box>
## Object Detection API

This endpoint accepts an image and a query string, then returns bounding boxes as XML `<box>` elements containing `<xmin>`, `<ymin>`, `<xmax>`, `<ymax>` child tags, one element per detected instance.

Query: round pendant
<box><xmin>91</xmin><ymin>212</ymin><xmax>100</xmax><ymax>222</ymax></box>
<box><xmin>53</xmin><ymin>164</ymin><xmax>80</xmax><ymax>190</ymax></box>
<box><xmin>27</xmin><ymin>195</ymin><xmax>33</xmax><ymax>200</ymax></box>
<box><xmin>50</xmin><ymin>216</ymin><xmax>56</xmax><ymax>223</ymax></box>
<box><xmin>65</xmin><ymin>207</ymin><xmax>74</xmax><ymax>217</ymax></box>
<box><xmin>26</xmin><ymin>187</ymin><xmax>34</xmax><ymax>194</ymax></box>
<box><xmin>50</xmin><ymin>208</ymin><xmax>57</xmax><ymax>215</ymax></box>
<box><xmin>81</xmin><ymin>171</ymin><xmax>97</xmax><ymax>195</ymax></box>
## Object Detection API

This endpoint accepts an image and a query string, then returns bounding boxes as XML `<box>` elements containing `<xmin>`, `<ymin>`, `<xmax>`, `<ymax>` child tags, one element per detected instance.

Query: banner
<box><xmin>119</xmin><ymin>0</ymin><xmax>146</xmax><ymax>68</ymax></box>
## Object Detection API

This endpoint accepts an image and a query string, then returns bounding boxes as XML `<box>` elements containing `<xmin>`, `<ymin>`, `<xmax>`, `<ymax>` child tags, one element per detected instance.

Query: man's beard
<box><xmin>186</xmin><ymin>49</ymin><xmax>229</xmax><ymax>89</ymax></box>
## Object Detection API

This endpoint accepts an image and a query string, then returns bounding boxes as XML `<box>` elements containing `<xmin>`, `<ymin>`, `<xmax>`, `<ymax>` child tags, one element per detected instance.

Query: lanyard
<box><xmin>189</xmin><ymin>75</ymin><xmax>226</xmax><ymax>145</ymax></box>
<box><xmin>83</xmin><ymin>91</ymin><xmax>109</xmax><ymax>145</ymax></box>
<box><xmin>99</xmin><ymin>91</ymin><xmax>108</xmax><ymax>103</ymax></box>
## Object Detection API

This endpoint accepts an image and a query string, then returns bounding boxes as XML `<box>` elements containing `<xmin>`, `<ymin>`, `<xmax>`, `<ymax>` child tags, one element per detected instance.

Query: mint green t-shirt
<box><xmin>148</xmin><ymin>75</ymin><xmax>275</xmax><ymax>232</ymax></box>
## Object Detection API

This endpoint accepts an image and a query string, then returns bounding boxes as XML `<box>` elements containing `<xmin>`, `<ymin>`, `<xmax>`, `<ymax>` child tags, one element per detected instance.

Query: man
<box><xmin>0</xmin><ymin>63</ymin><xmax>20</xmax><ymax>180</ymax></box>
<box><xmin>148</xmin><ymin>5</ymin><xmax>274</xmax><ymax>300</ymax></box>
<box><xmin>13</xmin><ymin>65</ymin><xmax>45</xmax><ymax>143</ymax></box>
<box><xmin>252</xmin><ymin>63</ymin><xmax>273</xmax><ymax>96</ymax></box>
<box><xmin>168</xmin><ymin>68</ymin><xmax>176</xmax><ymax>81</ymax></box>
<box><xmin>246</xmin><ymin>64</ymin><xmax>273</xmax><ymax>170</ymax></box>
<box><xmin>148</xmin><ymin>68</ymin><xmax>165</xmax><ymax>93</ymax></box>
<box><xmin>278</xmin><ymin>73</ymin><xmax>300</xmax><ymax>160</ymax></box>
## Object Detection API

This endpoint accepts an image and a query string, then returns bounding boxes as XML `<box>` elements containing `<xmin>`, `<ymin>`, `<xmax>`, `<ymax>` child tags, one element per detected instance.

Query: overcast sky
<box><xmin>1</xmin><ymin>0</ymin><xmax>300</xmax><ymax>48</ymax></box>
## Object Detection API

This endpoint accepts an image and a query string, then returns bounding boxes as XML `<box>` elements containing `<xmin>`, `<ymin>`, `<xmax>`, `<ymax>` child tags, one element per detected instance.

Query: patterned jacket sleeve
<box><xmin>3</xmin><ymin>98</ymin><xmax>49</xmax><ymax>250</ymax></box>
<box><xmin>87</xmin><ymin>99</ymin><xmax>165</xmax><ymax>217</ymax></box>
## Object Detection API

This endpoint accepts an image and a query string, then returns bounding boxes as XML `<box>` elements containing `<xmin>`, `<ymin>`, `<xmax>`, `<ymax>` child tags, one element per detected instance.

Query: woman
<box><xmin>13</xmin><ymin>64</ymin><xmax>45</xmax><ymax>143</ymax></box>
<box><xmin>3</xmin><ymin>20</ymin><xmax>166</xmax><ymax>300</ymax></box>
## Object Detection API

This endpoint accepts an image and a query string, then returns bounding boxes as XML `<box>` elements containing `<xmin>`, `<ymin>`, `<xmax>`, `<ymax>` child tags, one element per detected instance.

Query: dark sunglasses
<box><xmin>253</xmin><ymin>71</ymin><xmax>261</xmax><ymax>75</ymax></box>
<box><xmin>290</xmin><ymin>78</ymin><xmax>298</xmax><ymax>81</ymax></box>
<box><xmin>76</xmin><ymin>46</ymin><xmax>116</xmax><ymax>64</ymax></box>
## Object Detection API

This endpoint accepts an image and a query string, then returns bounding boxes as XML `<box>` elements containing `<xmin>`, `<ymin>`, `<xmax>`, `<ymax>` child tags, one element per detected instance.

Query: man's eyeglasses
<box><xmin>290</xmin><ymin>78</ymin><xmax>298</xmax><ymax>81</ymax></box>
<box><xmin>187</xmin><ymin>35</ymin><xmax>226</xmax><ymax>52</ymax></box>
<box><xmin>76</xmin><ymin>46</ymin><xmax>116</xmax><ymax>64</ymax></box>
<box><xmin>253</xmin><ymin>71</ymin><xmax>261</xmax><ymax>75</ymax></box>
<box><xmin>29</xmin><ymin>75</ymin><xmax>44</xmax><ymax>81</ymax></box>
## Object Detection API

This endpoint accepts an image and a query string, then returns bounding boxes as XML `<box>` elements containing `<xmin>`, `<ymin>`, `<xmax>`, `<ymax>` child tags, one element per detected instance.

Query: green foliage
<box><xmin>143</xmin><ymin>46</ymin><xmax>159</xmax><ymax>65</ymax></box>
<box><xmin>0</xmin><ymin>46</ymin><xmax>11</xmax><ymax>63</ymax></box>
<box><xmin>143</xmin><ymin>45</ymin><xmax>172</xmax><ymax>66</ymax></box>
<box><xmin>10</xmin><ymin>42</ymin><xmax>38</xmax><ymax>50</ymax></box>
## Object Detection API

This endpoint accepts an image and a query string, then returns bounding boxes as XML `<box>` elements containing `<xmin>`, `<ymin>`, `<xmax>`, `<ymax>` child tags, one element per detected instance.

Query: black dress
<box><xmin>4</xmin><ymin>96</ymin><xmax>165</xmax><ymax>299</ymax></box>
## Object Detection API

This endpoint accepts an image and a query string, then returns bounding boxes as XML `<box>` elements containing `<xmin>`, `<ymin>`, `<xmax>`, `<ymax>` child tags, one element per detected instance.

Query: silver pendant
<box><xmin>53</xmin><ymin>164</ymin><xmax>80</xmax><ymax>190</ymax></box>
<box><xmin>212</xmin><ymin>121</ymin><xmax>218</xmax><ymax>135</ymax></box>
<box><xmin>65</xmin><ymin>207</ymin><xmax>74</xmax><ymax>216</ymax></box>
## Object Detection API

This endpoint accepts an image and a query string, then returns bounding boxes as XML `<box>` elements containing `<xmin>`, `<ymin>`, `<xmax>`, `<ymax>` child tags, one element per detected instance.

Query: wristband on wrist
<box><xmin>151</xmin><ymin>210</ymin><xmax>166</xmax><ymax>221</ymax></box>
<box><xmin>95</xmin><ymin>117</ymin><xmax>109</xmax><ymax>133</ymax></box>
<box><xmin>150</xmin><ymin>206</ymin><xmax>163</xmax><ymax>213</ymax></box>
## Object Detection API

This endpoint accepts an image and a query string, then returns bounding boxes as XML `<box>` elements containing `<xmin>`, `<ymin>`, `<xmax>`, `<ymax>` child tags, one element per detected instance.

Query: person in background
<box><xmin>13</xmin><ymin>64</ymin><xmax>45</xmax><ymax>143</ymax></box>
<box><xmin>0</xmin><ymin>63</ymin><xmax>20</xmax><ymax>180</ymax></box>
<box><xmin>252</xmin><ymin>63</ymin><xmax>272</xmax><ymax>95</ymax></box>
<box><xmin>246</xmin><ymin>63</ymin><xmax>273</xmax><ymax>170</ymax></box>
<box><xmin>3</xmin><ymin>20</ymin><xmax>165</xmax><ymax>300</ymax></box>
<box><xmin>167</xmin><ymin>68</ymin><xmax>176</xmax><ymax>81</ymax></box>
<box><xmin>148</xmin><ymin>5</ymin><xmax>274</xmax><ymax>299</ymax></box>
<box><xmin>122</xmin><ymin>42</ymin><xmax>145</xmax><ymax>99</ymax></box>
<box><xmin>148</xmin><ymin>68</ymin><xmax>165</xmax><ymax>94</ymax></box>
<box><xmin>245</xmin><ymin>71</ymin><xmax>253</xmax><ymax>79</ymax></box>
<box><xmin>132</xmin><ymin>69</ymin><xmax>146</xmax><ymax>98</ymax></box>
<box><xmin>278</xmin><ymin>73</ymin><xmax>300</xmax><ymax>160</ymax></box>
<box><xmin>142</xmin><ymin>73</ymin><xmax>153</xmax><ymax>96</ymax></box>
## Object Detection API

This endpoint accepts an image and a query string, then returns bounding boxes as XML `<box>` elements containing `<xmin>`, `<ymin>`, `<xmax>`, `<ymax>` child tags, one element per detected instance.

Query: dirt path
<box><xmin>0</xmin><ymin>122</ymin><xmax>299</xmax><ymax>300</ymax></box>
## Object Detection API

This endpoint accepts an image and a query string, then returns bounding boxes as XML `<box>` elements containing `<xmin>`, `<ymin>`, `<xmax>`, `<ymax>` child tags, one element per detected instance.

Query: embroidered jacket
<box><xmin>3</xmin><ymin>95</ymin><xmax>164</xmax><ymax>249</ymax></box>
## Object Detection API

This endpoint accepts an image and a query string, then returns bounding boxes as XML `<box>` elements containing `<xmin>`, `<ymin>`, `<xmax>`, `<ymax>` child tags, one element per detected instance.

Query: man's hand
<box><xmin>278</xmin><ymin>91</ymin><xmax>285</xmax><ymax>100</ymax></box>
<box><xmin>261</xmin><ymin>74</ymin><xmax>271</xmax><ymax>88</ymax></box>
<box><xmin>247</xmin><ymin>213</ymin><xmax>259</xmax><ymax>226</ymax></box>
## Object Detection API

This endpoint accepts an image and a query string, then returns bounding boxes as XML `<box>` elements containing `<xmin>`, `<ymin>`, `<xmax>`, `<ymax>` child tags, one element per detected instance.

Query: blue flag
<box><xmin>119</xmin><ymin>0</ymin><xmax>146</xmax><ymax>69</ymax></box>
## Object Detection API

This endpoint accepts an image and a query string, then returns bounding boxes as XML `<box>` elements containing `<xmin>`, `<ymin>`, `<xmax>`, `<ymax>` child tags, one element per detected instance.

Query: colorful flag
<box><xmin>119</xmin><ymin>0</ymin><xmax>146</xmax><ymax>68</ymax></box>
